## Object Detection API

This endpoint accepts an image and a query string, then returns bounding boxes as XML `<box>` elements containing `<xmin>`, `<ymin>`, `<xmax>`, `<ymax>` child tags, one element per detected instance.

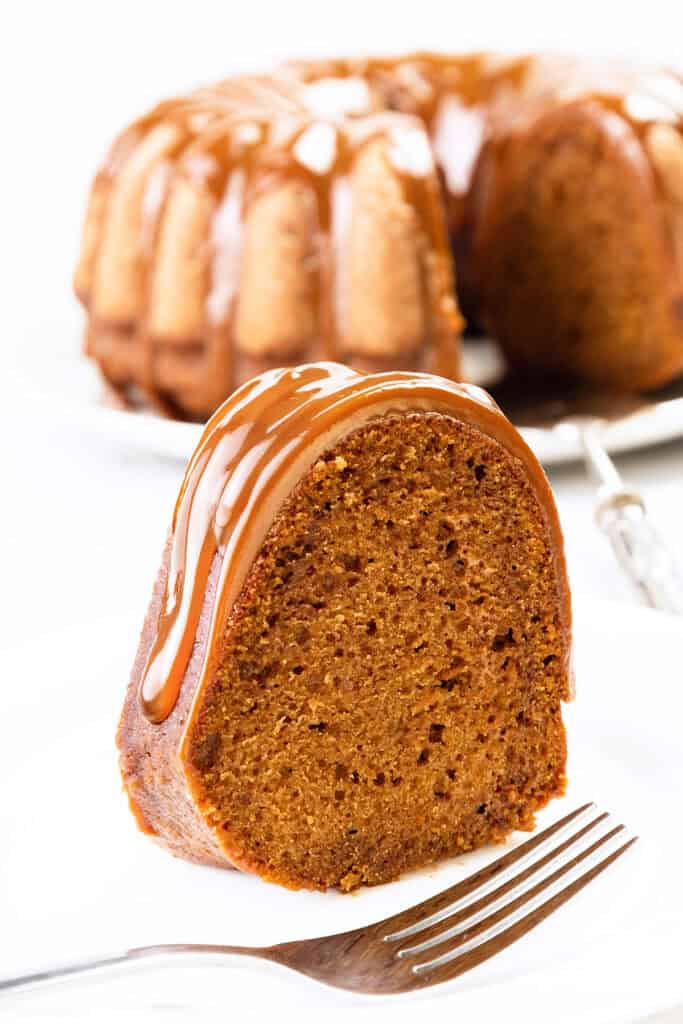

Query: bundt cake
<box><xmin>76</xmin><ymin>53</ymin><xmax>683</xmax><ymax>419</ymax></box>
<box><xmin>74</xmin><ymin>71</ymin><xmax>461</xmax><ymax>418</ymax></box>
<box><xmin>117</xmin><ymin>362</ymin><xmax>572</xmax><ymax>891</ymax></box>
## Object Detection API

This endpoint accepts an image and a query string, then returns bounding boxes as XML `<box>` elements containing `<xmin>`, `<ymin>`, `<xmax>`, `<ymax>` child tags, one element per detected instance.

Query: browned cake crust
<box><xmin>468</xmin><ymin>98</ymin><xmax>683</xmax><ymax>389</ymax></box>
<box><xmin>76</xmin><ymin>54</ymin><xmax>683</xmax><ymax>417</ymax></box>
<box><xmin>117</xmin><ymin>367</ymin><xmax>571</xmax><ymax>891</ymax></box>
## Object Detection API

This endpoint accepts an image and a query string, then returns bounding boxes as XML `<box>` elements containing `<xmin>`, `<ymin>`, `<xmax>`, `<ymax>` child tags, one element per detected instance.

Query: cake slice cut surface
<box><xmin>118</xmin><ymin>362</ymin><xmax>572</xmax><ymax>890</ymax></box>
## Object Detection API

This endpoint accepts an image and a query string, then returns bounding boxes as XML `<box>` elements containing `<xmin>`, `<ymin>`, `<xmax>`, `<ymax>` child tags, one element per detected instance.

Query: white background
<box><xmin>1</xmin><ymin>2</ymin><xmax>683</xmax><ymax>1020</ymax></box>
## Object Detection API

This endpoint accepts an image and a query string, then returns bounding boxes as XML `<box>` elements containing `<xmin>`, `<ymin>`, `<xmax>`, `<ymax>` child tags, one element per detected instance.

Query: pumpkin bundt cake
<box><xmin>74</xmin><ymin>71</ymin><xmax>461</xmax><ymax>419</ymax></box>
<box><xmin>117</xmin><ymin>363</ymin><xmax>572</xmax><ymax>891</ymax></box>
<box><xmin>76</xmin><ymin>54</ymin><xmax>683</xmax><ymax>418</ymax></box>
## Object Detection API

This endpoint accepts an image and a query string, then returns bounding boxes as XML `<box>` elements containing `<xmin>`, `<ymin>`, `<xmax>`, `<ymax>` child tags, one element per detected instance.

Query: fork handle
<box><xmin>594</xmin><ymin>490</ymin><xmax>683</xmax><ymax>615</ymax></box>
<box><xmin>0</xmin><ymin>944</ymin><xmax>258</xmax><ymax>994</ymax></box>
<box><xmin>580</xmin><ymin>424</ymin><xmax>683</xmax><ymax>615</ymax></box>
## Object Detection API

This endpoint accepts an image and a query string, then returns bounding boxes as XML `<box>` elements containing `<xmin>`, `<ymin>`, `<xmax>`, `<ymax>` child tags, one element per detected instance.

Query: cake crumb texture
<box><xmin>174</xmin><ymin>412</ymin><xmax>570</xmax><ymax>890</ymax></box>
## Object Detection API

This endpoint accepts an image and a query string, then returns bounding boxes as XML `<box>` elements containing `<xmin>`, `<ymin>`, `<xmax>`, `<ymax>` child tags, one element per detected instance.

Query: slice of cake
<box><xmin>117</xmin><ymin>362</ymin><xmax>572</xmax><ymax>891</ymax></box>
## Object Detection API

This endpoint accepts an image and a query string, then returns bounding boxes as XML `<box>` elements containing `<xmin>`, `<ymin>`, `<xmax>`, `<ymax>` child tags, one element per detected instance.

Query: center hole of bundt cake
<box><xmin>185</xmin><ymin>413</ymin><xmax>566</xmax><ymax>891</ymax></box>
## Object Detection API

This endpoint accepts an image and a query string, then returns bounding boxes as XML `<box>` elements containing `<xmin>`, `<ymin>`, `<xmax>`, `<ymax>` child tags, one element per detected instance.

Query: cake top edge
<box><xmin>139</xmin><ymin>362</ymin><xmax>556</xmax><ymax>725</ymax></box>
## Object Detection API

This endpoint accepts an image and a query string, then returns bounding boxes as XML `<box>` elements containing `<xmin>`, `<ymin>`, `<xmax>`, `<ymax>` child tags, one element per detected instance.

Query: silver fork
<box><xmin>0</xmin><ymin>804</ymin><xmax>636</xmax><ymax>997</ymax></box>
<box><xmin>488</xmin><ymin>366</ymin><xmax>683</xmax><ymax>615</ymax></box>
<box><xmin>579</xmin><ymin>420</ymin><xmax>683</xmax><ymax>614</ymax></box>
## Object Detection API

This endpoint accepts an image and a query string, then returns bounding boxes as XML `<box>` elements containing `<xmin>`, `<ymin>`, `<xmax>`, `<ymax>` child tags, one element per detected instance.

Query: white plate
<box><xmin>12</xmin><ymin>342</ymin><xmax>683</xmax><ymax>467</ymax></box>
<box><xmin>1</xmin><ymin>599</ymin><xmax>682</xmax><ymax>1023</ymax></box>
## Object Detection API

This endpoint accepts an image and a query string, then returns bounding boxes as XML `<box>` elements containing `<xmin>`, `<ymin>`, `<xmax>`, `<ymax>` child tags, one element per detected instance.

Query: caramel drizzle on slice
<box><xmin>139</xmin><ymin>362</ymin><xmax>563</xmax><ymax>723</ymax></box>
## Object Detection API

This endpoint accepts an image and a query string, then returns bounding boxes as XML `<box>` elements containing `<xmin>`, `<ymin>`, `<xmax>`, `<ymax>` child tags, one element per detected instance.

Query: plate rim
<box><xmin>12</xmin><ymin>350</ymin><xmax>683</xmax><ymax>467</ymax></box>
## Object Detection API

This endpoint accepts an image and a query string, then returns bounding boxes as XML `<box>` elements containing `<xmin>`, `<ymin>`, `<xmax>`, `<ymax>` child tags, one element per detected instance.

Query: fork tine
<box><xmin>395</xmin><ymin>811</ymin><xmax>611</xmax><ymax>957</ymax></box>
<box><xmin>399</xmin><ymin>823</ymin><xmax>625</xmax><ymax>960</ymax></box>
<box><xmin>382</xmin><ymin>802</ymin><xmax>596</xmax><ymax>942</ymax></box>
<box><xmin>271</xmin><ymin>806</ymin><xmax>636</xmax><ymax>997</ymax></box>
<box><xmin>407</xmin><ymin>832</ymin><xmax>637</xmax><ymax>987</ymax></box>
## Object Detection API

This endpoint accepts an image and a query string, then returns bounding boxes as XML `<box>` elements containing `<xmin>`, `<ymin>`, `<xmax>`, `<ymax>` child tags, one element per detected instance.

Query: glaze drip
<box><xmin>83</xmin><ymin>68</ymin><xmax>462</xmax><ymax>414</ymax></box>
<box><xmin>78</xmin><ymin>53</ymin><xmax>683</xmax><ymax>419</ymax></box>
<box><xmin>139</xmin><ymin>362</ymin><xmax>563</xmax><ymax>722</ymax></box>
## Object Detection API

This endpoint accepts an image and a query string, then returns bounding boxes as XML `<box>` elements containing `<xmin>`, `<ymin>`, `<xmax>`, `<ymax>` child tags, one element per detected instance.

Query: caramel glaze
<box><xmin>76</xmin><ymin>51</ymin><xmax>683</xmax><ymax>415</ymax></box>
<box><xmin>78</xmin><ymin>54</ymin><xmax>683</xmax><ymax>416</ymax></box>
<box><xmin>79</xmin><ymin>69</ymin><xmax>461</xmax><ymax>416</ymax></box>
<box><xmin>180</xmin><ymin>100</ymin><xmax>461</xmax><ymax>378</ymax></box>
<box><xmin>292</xmin><ymin>53</ymin><xmax>683</xmax><ymax>234</ymax></box>
<box><xmin>140</xmin><ymin>362</ymin><xmax>571</xmax><ymax>723</ymax></box>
